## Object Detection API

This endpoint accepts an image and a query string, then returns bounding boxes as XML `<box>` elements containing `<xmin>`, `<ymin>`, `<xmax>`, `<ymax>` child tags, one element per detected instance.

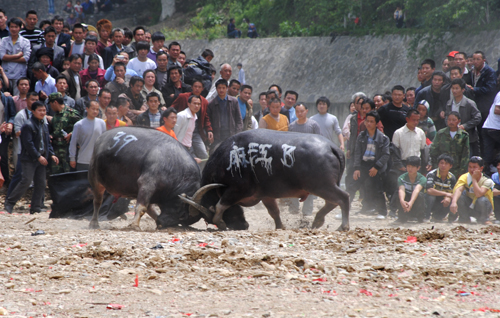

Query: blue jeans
<box><xmin>482</xmin><ymin>128</ymin><xmax>500</xmax><ymax>173</ymax></box>
<box><xmin>48</xmin><ymin>0</ymin><xmax>55</xmax><ymax>14</ymax></box>
<box><xmin>227</xmin><ymin>30</ymin><xmax>241</xmax><ymax>38</ymax></box>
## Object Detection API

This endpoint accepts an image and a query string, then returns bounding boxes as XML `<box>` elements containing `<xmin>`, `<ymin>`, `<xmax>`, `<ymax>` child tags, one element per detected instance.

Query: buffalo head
<box><xmin>179</xmin><ymin>184</ymin><xmax>249</xmax><ymax>230</ymax></box>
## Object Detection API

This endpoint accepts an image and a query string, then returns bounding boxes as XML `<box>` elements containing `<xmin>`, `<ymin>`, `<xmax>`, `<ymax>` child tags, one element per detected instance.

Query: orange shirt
<box><xmin>105</xmin><ymin>119</ymin><xmax>127</xmax><ymax>130</ymax></box>
<box><xmin>157</xmin><ymin>126</ymin><xmax>178</xmax><ymax>140</ymax></box>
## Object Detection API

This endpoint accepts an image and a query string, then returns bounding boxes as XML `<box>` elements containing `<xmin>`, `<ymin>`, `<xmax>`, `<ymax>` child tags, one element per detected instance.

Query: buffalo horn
<box><xmin>183</xmin><ymin>183</ymin><xmax>225</xmax><ymax>219</ymax></box>
<box><xmin>178</xmin><ymin>194</ymin><xmax>212</xmax><ymax>219</ymax></box>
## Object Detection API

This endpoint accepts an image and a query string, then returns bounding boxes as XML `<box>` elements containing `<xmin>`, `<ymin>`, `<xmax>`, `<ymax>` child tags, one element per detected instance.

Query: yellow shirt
<box><xmin>262</xmin><ymin>114</ymin><xmax>289</xmax><ymax>131</ymax></box>
<box><xmin>454</xmin><ymin>173</ymin><xmax>494</xmax><ymax>208</ymax></box>
<box><xmin>105</xmin><ymin>119</ymin><xmax>127</xmax><ymax>130</ymax></box>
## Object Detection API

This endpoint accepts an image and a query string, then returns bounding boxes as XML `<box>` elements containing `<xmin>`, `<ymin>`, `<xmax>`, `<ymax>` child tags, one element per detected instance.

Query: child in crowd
<box><xmin>390</xmin><ymin>156</ymin><xmax>427</xmax><ymax>223</ymax></box>
<box><xmin>416</xmin><ymin>100</ymin><xmax>436</xmax><ymax>142</ymax></box>
<box><xmin>425</xmin><ymin>154</ymin><xmax>456</xmax><ymax>222</ymax></box>
<box><xmin>62</xmin><ymin>58</ymin><xmax>71</xmax><ymax>71</ymax></box>
<box><xmin>74</xmin><ymin>1</ymin><xmax>84</xmax><ymax>20</ymax></box>
<box><xmin>63</xmin><ymin>0</ymin><xmax>73</xmax><ymax>14</ymax></box>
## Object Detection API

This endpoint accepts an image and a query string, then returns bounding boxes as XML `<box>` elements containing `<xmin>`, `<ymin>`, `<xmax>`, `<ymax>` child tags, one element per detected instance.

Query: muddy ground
<box><xmin>0</xmin><ymin>198</ymin><xmax>500</xmax><ymax>318</ymax></box>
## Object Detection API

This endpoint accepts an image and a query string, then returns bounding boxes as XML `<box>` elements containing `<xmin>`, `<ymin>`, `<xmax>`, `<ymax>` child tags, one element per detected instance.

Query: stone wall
<box><xmin>179</xmin><ymin>32</ymin><xmax>500</xmax><ymax>132</ymax></box>
<box><xmin>2</xmin><ymin>0</ymin><xmax>67</xmax><ymax>22</ymax></box>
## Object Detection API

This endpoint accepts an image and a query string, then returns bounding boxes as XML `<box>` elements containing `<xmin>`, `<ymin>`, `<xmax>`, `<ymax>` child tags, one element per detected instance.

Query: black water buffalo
<box><xmin>88</xmin><ymin>127</ymin><xmax>248</xmax><ymax>230</ymax></box>
<box><xmin>181</xmin><ymin>129</ymin><xmax>349</xmax><ymax>231</ymax></box>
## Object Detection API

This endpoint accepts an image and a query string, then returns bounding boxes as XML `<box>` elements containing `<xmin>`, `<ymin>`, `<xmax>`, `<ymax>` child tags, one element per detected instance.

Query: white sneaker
<box><xmin>335</xmin><ymin>213</ymin><xmax>342</xmax><ymax>220</ymax></box>
<box><xmin>376</xmin><ymin>215</ymin><xmax>386</xmax><ymax>220</ymax></box>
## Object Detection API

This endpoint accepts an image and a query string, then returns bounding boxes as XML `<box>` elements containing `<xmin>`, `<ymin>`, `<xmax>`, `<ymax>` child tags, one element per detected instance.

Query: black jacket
<box><xmin>103</xmin><ymin>44</ymin><xmax>136</xmax><ymax>69</ymax></box>
<box><xmin>61</xmin><ymin>69</ymin><xmax>84</xmax><ymax>100</ymax></box>
<box><xmin>136</xmin><ymin>109</ymin><xmax>164</xmax><ymax>128</ymax></box>
<box><xmin>56</xmin><ymin>33</ymin><xmax>72</xmax><ymax>57</ymax></box>
<box><xmin>20</xmin><ymin>116</ymin><xmax>54</xmax><ymax>162</ymax></box>
<box><xmin>471</xmin><ymin>63</ymin><xmax>498</xmax><ymax>114</ymax></box>
<box><xmin>353</xmin><ymin>129</ymin><xmax>390</xmax><ymax>174</ymax></box>
<box><xmin>161</xmin><ymin>82</ymin><xmax>192</xmax><ymax>108</ymax></box>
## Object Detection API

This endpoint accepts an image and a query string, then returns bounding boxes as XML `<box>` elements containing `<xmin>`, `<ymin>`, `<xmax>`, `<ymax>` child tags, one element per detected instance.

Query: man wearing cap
<box><xmin>47</xmin><ymin>92</ymin><xmax>82</xmax><ymax>174</ymax></box>
<box><xmin>447</xmin><ymin>51</ymin><xmax>459</xmax><ymax>70</ymax></box>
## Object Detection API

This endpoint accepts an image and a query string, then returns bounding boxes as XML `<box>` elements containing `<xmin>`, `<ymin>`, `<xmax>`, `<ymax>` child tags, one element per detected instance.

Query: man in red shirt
<box><xmin>171</xmin><ymin>78</ymin><xmax>212</xmax><ymax>161</ymax></box>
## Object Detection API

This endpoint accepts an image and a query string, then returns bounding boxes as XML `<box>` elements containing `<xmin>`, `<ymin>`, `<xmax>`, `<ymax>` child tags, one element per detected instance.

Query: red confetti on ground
<box><xmin>181</xmin><ymin>313</ymin><xmax>193</xmax><ymax>316</ymax></box>
<box><xmin>170</xmin><ymin>238</ymin><xmax>181</xmax><ymax>242</ymax></box>
<box><xmin>359</xmin><ymin>289</ymin><xmax>373</xmax><ymax>296</ymax></box>
<box><xmin>198</xmin><ymin>243</ymin><xmax>208</xmax><ymax>247</ymax></box>
<box><xmin>133</xmin><ymin>274</ymin><xmax>139</xmax><ymax>287</ymax></box>
<box><xmin>26</xmin><ymin>288</ymin><xmax>34</xmax><ymax>292</ymax></box>
<box><xmin>322</xmin><ymin>290</ymin><xmax>337</xmax><ymax>294</ymax></box>
<box><xmin>422</xmin><ymin>253</ymin><xmax>427</xmax><ymax>256</ymax></box>
<box><xmin>404</xmin><ymin>236</ymin><xmax>417</xmax><ymax>243</ymax></box>
<box><xmin>43</xmin><ymin>302</ymin><xmax>50</xmax><ymax>305</ymax></box>
<box><xmin>71</xmin><ymin>243</ymin><xmax>87</xmax><ymax>247</ymax></box>
<box><xmin>389</xmin><ymin>294</ymin><xmax>397</xmax><ymax>297</ymax></box>
<box><xmin>0</xmin><ymin>211</ymin><xmax>5</xmax><ymax>214</ymax></box>
<box><xmin>106</xmin><ymin>304</ymin><xmax>124</xmax><ymax>310</ymax></box>
<box><xmin>473</xmin><ymin>307</ymin><xmax>500</xmax><ymax>312</ymax></box>
<box><xmin>457</xmin><ymin>290</ymin><xmax>467</xmax><ymax>293</ymax></box>
<box><xmin>313</xmin><ymin>278</ymin><xmax>327</xmax><ymax>282</ymax></box>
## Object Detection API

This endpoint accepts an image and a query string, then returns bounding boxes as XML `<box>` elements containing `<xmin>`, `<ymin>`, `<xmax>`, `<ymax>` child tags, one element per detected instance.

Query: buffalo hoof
<box><xmin>216</xmin><ymin>220</ymin><xmax>227</xmax><ymax>231</ymax></box>
<box><xmin>336</xmin><ymin>224</ymin><xmax>349</xmax><ymax>232</ymax></box>
<box><xmin>89</xmin><ymin>220</ymin><xmax>100</xmax><ymax>229</ymax></box>
<box><xmin>311</xmin><ymin>217</ymin><xmax>325</xmax><ymax>229</ymax></box>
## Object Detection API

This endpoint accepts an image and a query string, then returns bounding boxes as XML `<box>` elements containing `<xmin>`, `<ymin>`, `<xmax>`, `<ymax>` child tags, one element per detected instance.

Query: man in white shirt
<box><xmin>127</xmin><ymin>41</ymin><xmax>156</xmax><ymax>77</ymax></box>
<box><xmin>392</xmin><ymin>108</ymin><xmax>427</xmax><ymax>167</ymax></box>
<box><xmin>175</xmin><ymin>94</ymin><xmax>202</xmax><ymax>164</ymax></box>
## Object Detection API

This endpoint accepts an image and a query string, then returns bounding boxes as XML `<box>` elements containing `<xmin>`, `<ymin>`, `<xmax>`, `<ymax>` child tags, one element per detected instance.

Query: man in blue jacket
<box><xmin>468</xmin><ymin>51</ymin><xmax>497</xmax><ymax>154</ymax></box>
<box><xmin>4</xmin><ymin>101</ymin><xmax>58</xmax><ymax>214</ymax></box>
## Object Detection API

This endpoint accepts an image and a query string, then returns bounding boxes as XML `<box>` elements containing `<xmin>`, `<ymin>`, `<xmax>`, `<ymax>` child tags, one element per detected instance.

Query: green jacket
<box><xmin>430</xmin><ymin>127</ymin><xmax>469</xmax><ymax>177</ymax></box>
<box><xmin>50</xmin><ymin>106</ymin><xmax>82</xmax><ymax>147</ymax></box>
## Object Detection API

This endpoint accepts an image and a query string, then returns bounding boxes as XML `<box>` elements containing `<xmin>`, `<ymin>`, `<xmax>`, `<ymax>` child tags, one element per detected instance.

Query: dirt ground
<box><xmin>0</xmin><ymin>198</ymin><xmax>500</xmax><ymax>318</ymax></box>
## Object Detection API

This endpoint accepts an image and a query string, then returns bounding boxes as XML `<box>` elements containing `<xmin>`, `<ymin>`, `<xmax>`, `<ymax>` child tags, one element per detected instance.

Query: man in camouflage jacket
<box><xmin>430</xmin><ymin>112</ymin><xmax>470</xmax><ymax>178</ymax></box>
<box><xmin>47</xmin><ymin>93</ymin><xmax>82</xmax><ymax>174</ymax></box>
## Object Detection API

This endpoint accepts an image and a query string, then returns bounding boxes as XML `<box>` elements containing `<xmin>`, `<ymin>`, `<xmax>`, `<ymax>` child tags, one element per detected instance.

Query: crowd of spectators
<box><xmin>1</xmin><ymin>7</ymin><xmax>500</xmax><ymax>226</ymax></box>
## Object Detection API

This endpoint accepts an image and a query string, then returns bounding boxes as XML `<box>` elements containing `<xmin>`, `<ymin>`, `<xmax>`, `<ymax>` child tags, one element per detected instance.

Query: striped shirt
<box><xmin>19</xmin><ymin>28</ymin><xmax>43</xmax><ymax>47</ymax></box>
<box><xmin>425</xmin><ymin>168</ymin><xmax>456</xmax><ymax>193</ymax></box>
<box><xmin>362</xmin><ymin>134</ymin><xmax>376</xmax><ymax>161</ymax></box>
<box><xmin>148</xmin><ymin>112</ymin><xmax>161</xmax><ymax>128</ymax></box>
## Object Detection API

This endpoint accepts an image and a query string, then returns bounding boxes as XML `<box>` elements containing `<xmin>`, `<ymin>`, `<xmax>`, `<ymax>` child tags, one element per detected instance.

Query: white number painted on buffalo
<box><xmin>227</xmin><ymin>144</ymin><xmax>249</xmax><ymax>177</ymax></box>
<box><xmin>281</xmin><ymin>144</ymin><xmax>296</xmax><ymax>168</ymax></box>
<box><xmin>109</xmin><ymin>131</ymin><xmax>138</xmax><ymax>156</ymax></box>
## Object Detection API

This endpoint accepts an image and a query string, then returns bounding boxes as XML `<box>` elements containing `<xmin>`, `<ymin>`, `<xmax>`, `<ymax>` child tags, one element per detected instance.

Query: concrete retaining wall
<box><xmin>179</xmin><ymin>32</ymin><xmax>500</xmax><ymax>130</ymax></box>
